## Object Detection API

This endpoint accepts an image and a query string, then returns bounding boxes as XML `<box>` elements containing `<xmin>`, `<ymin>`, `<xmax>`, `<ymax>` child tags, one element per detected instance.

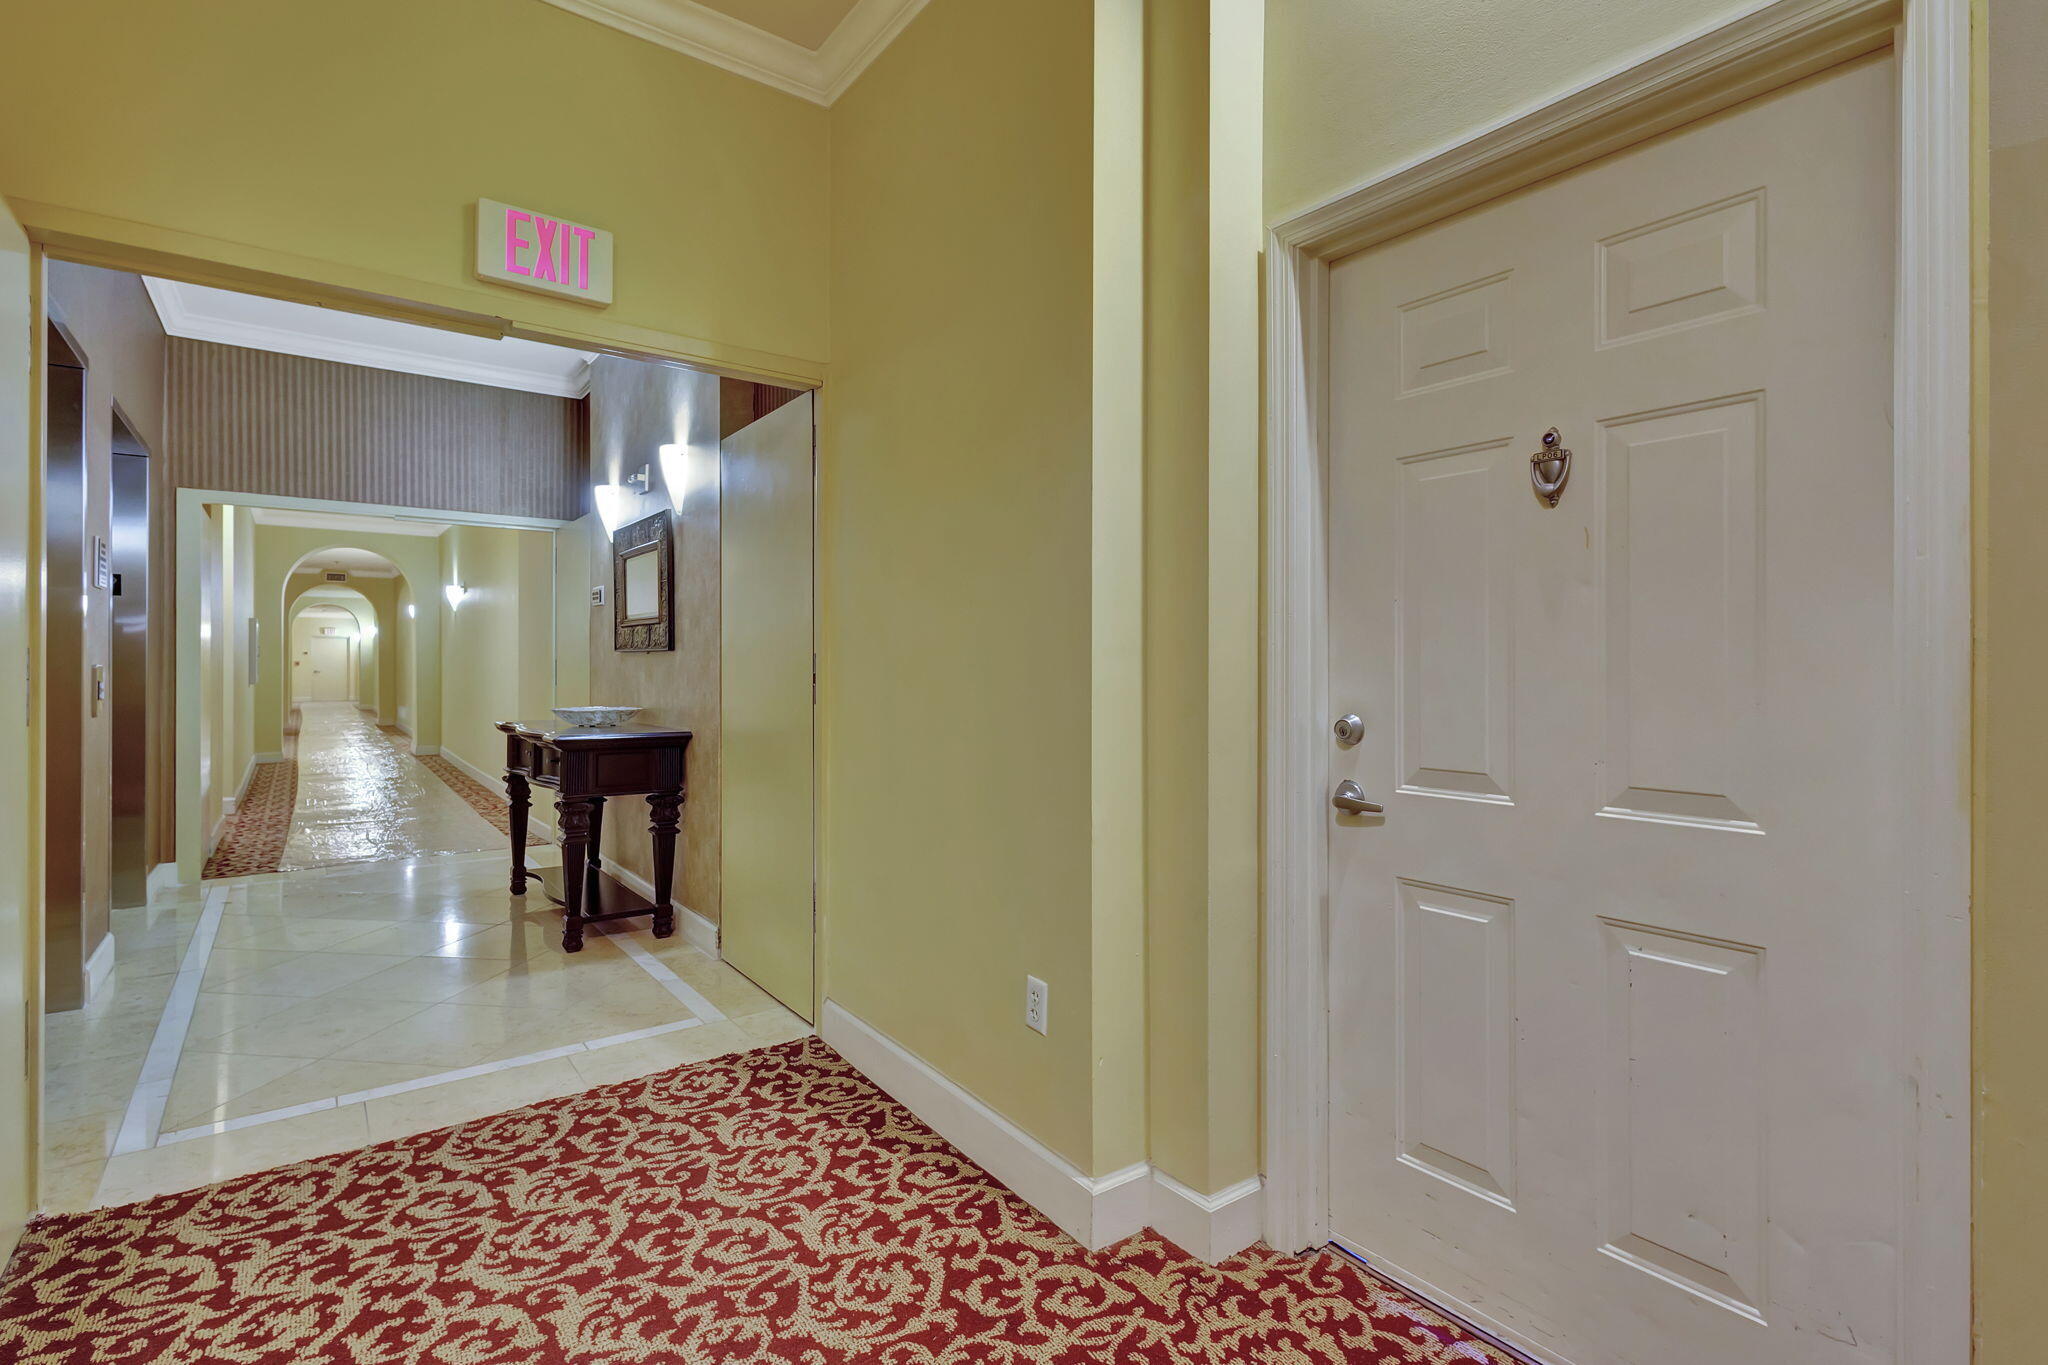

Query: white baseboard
<box><xmin>146</xmin><ymin>862</ymin><xmax>183</xmax><ymax>903</ymax></box>
<box><xmin>600</xmin><ymin>860</ymin><xmax>719</xmax><ymax>956</ymax></box>
<box><xmin>252</xmin><ymin>751</ymin><xmax>284</xmax><ymax>764</ymax></box>
<box><xmin>81</xmin><ymin>934</ymin><xmax>116</xmax><ymax>1006</ymax></box>
<box><xmin>435</xmin><ymin>745</ymin><xmax>502</xmax><ymax>792</ymax></box>
<box><xmin>1148</xmin><ymin>1170</ymin><xmax>1264</xmax><ymax>1262</ymax></box>
<box><xmin>819</xmin><ymin>999</ymin><xmax>1151</xmax><ymax>1251</ymax></box>
<box><xmin>818</xmin><ymin>999</ymin><xmax>1264</xmax><ymax>1261</ymax></box>
<box><xmin>411</xmin><ymin>744</ymin><xmax>441</xmax><ymax>757</ymax></box>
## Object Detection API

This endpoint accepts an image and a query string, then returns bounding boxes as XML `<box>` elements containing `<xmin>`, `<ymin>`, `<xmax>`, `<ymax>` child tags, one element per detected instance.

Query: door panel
<box><xmin>720</xmin><ymin>393</ymin><xmax>815</xmax><ymax>1020</ymax></box>
<box><xmin>1326</xmin><ymin>58</ymin><xmax>1899</xmax><ymax>1365</ymax></box>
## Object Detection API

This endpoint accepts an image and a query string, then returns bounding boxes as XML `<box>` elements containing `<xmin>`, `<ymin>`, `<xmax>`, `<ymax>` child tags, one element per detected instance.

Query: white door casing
<box><xmin>1261</xmin><ymin>3</ymin><xmax>1970</xmax><ymax>1365</ymax></box>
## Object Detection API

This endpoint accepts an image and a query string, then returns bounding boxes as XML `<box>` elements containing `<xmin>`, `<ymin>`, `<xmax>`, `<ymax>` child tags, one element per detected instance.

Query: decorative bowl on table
<box><xmin>551</xmin><ymin>706</ymin><xmax>643</xmax><ymax>729</ymax></box>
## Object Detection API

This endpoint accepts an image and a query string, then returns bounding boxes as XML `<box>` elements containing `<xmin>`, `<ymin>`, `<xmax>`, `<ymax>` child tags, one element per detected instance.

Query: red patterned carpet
<box><xmin>199</xmin><ymin>758</ymin><xmax>298</xmax><ymax>879</ymax></box>
<box><xmin>0</xmin><ymin>1039</ymin><xmax>1511</xmax><ymax>1364</ymax></box>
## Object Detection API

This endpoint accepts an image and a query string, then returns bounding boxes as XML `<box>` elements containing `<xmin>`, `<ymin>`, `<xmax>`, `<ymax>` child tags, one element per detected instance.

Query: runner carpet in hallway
<box><xmin>0</xmin><ymin>1037</ymin><xmax>1511</xmax><ymax>1364</ymax></box>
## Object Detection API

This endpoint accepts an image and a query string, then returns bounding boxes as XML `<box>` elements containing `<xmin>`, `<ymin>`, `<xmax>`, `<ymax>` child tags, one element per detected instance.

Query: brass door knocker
<box><xmin>1530</xmin><ymin>427</ymin><xmax>1571</xmax><ymax>507</ymax></box>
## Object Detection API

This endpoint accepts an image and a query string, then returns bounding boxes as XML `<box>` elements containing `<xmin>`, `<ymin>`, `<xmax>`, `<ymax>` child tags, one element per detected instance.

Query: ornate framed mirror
<box><xmin>612</xmin><ymin>510</ymin><xmax>674</xmax><ymax>652</ymax></box>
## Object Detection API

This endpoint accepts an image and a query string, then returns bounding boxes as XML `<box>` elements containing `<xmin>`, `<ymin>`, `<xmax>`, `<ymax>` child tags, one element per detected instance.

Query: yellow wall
<box><xmin>439</xmin><ymin>523</ymin><xmax>555</xmax><ymax>782</ymax></box>
<box><xmin>197</xmin><ymin>506</ymin><xmax>261</xmax><ymax>845</ymax></box>
<box><xmin>1976</xmin><ymin>0</ymin><xmax>2040</xmax><ymax>1355</ymax></box>
<box><xmin>1140</xmin><ymin>0</ymin><xmax>1264</xmax><ymax>1196</ymax></box>
<box><xmin>248</xmin><ymin>525</ymin><xmax>444</xmax><ymax>759</ymax></box>
<box><xmin>1264</xmin><ymin>0</ymin><xmax>1755</xmax><ymax>218</ymax></box>
<box><xmin>0</xmin><ymin>0</ymin><xmax>830</xmax><ymax>382</ymax></box>
<box><xmin>283</xmin><ymin>576</ymin><xmax>398</xmax><ymax>723</ymax></box>
<box><xmin>821</xmin><ymin>0</ymin><xmax>1145</xmax><ymax>1175</ymax></box>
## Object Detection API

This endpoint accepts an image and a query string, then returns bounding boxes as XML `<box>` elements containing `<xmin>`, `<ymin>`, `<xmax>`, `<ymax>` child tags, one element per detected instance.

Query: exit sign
<box><xmin>475</xmin><ymin>198</ymin><xmax>613</xmax><ymax>306</ymax></box>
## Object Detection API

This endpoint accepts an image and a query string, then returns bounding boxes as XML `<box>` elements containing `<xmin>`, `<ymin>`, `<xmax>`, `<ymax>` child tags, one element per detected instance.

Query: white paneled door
<box><xmin>1326</xmin><ymin>59</ymin><xmax>1901</xmax><ymax>1365</ymax></box>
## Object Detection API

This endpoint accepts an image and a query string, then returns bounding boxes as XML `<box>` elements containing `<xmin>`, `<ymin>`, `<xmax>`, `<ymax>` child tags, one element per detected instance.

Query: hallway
<box><xmin>208</xmin><ymin>703</ymin><xmax>539</xmax><ymax>879</ymax></box>
<box><xmin>41</xmin><ymin>848</ymin><xmax>807</xmax><ymax>1215</ymax></box>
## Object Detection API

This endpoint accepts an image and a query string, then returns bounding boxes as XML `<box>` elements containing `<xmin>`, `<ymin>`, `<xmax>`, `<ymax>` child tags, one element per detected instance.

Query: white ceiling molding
<box><xmin>536</xmin><ymin>0</ymin><xmax>929</xmax><ymax>105</ymax></box>
<box><xmin>143</xmin><ymin>278</ymin><xmax>596</xmax><ymax>399</ymax></box>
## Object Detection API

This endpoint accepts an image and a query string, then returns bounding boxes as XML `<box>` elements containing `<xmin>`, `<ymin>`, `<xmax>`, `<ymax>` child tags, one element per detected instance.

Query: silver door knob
<box><xmin>1333</xmin><ymin>780</ymin><xmax>1383</xmax><ymax>815</ymax></box>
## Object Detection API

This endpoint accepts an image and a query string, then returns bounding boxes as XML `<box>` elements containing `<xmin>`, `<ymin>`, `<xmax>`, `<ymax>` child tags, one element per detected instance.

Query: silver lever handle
<box><xmin>1333</xmin><ymin>779</ymin><xmax>1383</xmax><ymax>815</ymax></box>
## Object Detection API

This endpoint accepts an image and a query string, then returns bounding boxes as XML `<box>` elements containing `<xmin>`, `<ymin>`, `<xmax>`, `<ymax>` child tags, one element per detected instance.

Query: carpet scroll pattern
<box><xmin>198</xmin><ymin>758</ymin><xmax>299</xmax><ymax>879</ymax></box>
<box><xmin>0</xmin><ymin>1038</ymin><xmax>1510</xmax><ymax>1363</ymax></box>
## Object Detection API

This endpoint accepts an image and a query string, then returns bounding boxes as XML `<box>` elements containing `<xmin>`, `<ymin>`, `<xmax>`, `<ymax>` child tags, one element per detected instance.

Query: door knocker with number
<box><xmin>1529</xmin><ymin>427</ymin><xmax>1572</xmax><ymax>507</ymax></box>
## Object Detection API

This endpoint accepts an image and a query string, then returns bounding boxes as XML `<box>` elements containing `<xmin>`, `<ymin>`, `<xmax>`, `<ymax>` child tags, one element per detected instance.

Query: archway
<box><xmin>276</xmin><ymin>545</ymin><xmax>414</xmax><ymax>744</ymax></box>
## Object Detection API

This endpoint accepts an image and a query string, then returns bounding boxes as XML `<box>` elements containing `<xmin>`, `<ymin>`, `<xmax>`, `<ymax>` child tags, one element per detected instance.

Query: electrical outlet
<box><xmin>1024</xmin><ymin>975</ymin><xmax>1049</xmax><ymax>1035</ymax></box>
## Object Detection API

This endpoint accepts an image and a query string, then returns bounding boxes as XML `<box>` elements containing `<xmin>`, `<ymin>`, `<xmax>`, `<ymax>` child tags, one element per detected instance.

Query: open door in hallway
<box><xmin>1323</xmin><ymin>59</ymin><xmax>1906</xmax><ymax>1365</ymax></box>
<box><xmin>719</xmin><ymin>392</ymin><xmax>816</xmax><ymax>1021</ymax></box>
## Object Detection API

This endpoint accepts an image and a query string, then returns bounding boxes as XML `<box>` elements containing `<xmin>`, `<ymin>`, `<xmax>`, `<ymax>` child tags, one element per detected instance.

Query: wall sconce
<box><xmin>594</xmin><ymin>482</ymin><xmax>642</xmax><ymax>535</ymax></box>
<box><xmin>361</xmin><ymin>623</ymin><xmax>379</xmax><ymax>641</ymax></box>
<box><xmin>405</xmin><ymin>602</ymin><xmax>417</xmax><ymax>620</ymax></box>
<box><xmin>658</xmin><ymin>442</ymin><xmax>716</xmax><ymax>510</ymax></box>
<box><xmin>444</xmin><ymin>584</ymin><xmax>470</xmax><ymax>611</ymax></box>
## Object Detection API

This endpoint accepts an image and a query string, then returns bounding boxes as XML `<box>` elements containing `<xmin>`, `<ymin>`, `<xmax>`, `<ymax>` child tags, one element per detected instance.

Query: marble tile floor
<box><xmin>279</xmin><ymin>701</ymin><xmax>508</xmax><ymax>872</ymax></box>
<box><xmin>41</xmin><ymin>847</ymin><xmax>809</xmax><ymax>1213</ymax></box>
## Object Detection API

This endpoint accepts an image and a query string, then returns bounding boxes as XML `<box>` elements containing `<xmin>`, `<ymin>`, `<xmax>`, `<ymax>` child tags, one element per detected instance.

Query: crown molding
<box><xmin>536</xmin><ymin>0</ymin><xmax>929</xmax><ymax>105</ymax></box>
<box><xmin>143</xmin><ymin>278</ymin><xmax>594</xmax><ymax>398</ymax></box>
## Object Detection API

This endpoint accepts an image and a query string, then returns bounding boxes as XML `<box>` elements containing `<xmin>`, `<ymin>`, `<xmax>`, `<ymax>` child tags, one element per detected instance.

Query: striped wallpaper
<box><xmin>167</xmin><ymin>339</ymin><xmax>588</xmax><ymax>521</ymax></box>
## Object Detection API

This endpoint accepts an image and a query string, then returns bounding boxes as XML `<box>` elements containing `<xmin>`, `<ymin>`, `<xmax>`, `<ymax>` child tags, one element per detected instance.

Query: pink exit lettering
<box><xmin>501</xmin><ymin>207</ymin><xmax>598</xmax><ymax>291</ymax></box>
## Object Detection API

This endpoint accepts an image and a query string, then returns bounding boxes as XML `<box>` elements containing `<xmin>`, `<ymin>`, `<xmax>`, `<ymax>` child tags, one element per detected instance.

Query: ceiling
<box><xmin>249</xmin><ymin>507</ymin><xmax>454</xmax><ymax>542</ymax></box>
<box><xmin>144</xmin><ymin>279</ymin><xmax>596</xmax><ymax>398</ymax></box>
<box><xmin>290</xmin><ymin>545</ymin><xmax>405</xmax><ymax>578</ymax></box>
<box><xmin>535</xmin><ymin>0</ymin><xmax>928</xmax><ymax>104</ymax></box>
<box><xmin>693</xmin><ymin>0</ymin><xmax>858</xmax><ymax>50</ymax></box>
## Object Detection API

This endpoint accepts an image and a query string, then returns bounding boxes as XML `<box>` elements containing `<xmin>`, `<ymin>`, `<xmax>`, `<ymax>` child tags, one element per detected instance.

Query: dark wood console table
<box><xmin>496</xmin><ymin>719</ymin><xmax>693</xmax><ymax>952</ymax></box>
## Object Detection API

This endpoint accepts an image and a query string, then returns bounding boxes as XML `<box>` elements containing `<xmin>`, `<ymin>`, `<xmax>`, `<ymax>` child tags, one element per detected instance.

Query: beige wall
<box><xmin>1264</xmin><ymin>0</ymin><xmax>1754</xmax><ymax>218</ymax></box>
<box><xmin>821</xmin><ymin>0</ymin><xmax>1146</xmax><ymax>1176</ymax></box>
<box><xmin>0</xmin><ymin>0</ymin><xmax>829</xmax><ymax>380</ymax></box>
<box><xmin>582</xmin><ymin>356</ymin><xmax>722</xmax><ymax>921</ymax></box>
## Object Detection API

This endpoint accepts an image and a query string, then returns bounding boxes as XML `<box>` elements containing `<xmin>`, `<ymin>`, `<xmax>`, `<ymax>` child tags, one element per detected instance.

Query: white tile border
<box><xmin>601</xmin><ymin>926</ymin><xmax>727</xmax><ymax>1022</ymax></box>
<box><xmin>92</xmin><ymin>846</ymin><xmax>739</xmax><ymax>1162</ymax></box>
<box><xmin>153</xmin><ymin>1019</ymin><xmax>707</xmax><ymax>1146</ymax></box>
<box><xmin>110</xmin><ymin>887</ymin><xmax>227</xmax><ymax>1156</ymax></box>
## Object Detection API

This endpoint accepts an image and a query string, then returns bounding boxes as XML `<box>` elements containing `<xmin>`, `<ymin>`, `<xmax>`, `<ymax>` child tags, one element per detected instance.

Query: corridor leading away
<box><xmin>208</xmin><ymin>704</ymin><xmax>532</xmax><ymax>879</ymax></box>
<box><xmin>283</xmin><ymin>703</ymin><xmax>515</xmax><ymax>872</ymax></box>
<box><xmin>41</xmin><ymin>847</ymin><xmax>809</xmax><ymax>1213</ymax></box>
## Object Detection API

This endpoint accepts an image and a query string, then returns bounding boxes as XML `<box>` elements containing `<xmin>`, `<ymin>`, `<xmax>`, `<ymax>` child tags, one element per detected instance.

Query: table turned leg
<box><xmin>505</xmin><ymin>772</ymin><xmax>531</xmax><ymax>894</ymax></box>
<box><xmin>648</xmin><ymin>789</ymin><xmax>681</xmax><ymax>938</ymax></box>
<box><xmin>557</xmin><ymin>796</ymin><xmax>596</xmax><ymax>953</ymax></box>
<box><xmin>585</xmin><ymin>796</ymin><xmax>606</xmax><ymax>909</ymax></box>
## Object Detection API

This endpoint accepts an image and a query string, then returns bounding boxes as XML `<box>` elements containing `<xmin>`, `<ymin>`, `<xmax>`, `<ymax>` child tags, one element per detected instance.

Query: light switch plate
<box><xmin>590</xmin><ymin>585</ymin><xmax>605</xmax><ymax>606</ymax></box>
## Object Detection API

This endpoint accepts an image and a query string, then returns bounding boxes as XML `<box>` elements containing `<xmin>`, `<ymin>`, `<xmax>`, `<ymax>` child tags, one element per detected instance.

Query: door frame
<box><xmin>1259</xmin><ymin>0</ymin><xmax>1970</xmax><ymax>1361</ymax></box>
